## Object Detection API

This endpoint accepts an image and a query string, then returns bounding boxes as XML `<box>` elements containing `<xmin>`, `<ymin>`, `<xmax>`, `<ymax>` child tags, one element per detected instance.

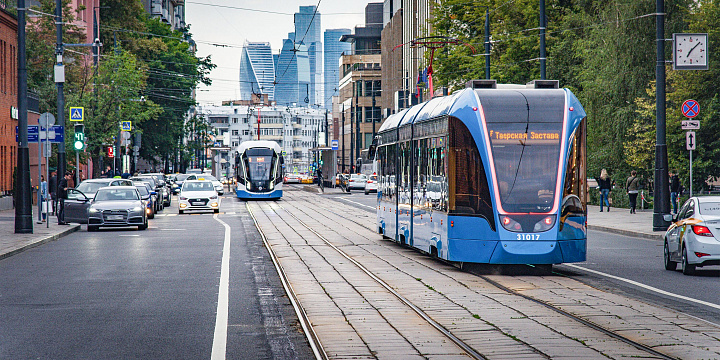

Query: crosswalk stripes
<box><xmin>153</xmin><ymin>212</ymin><xmax>235</xmax><ymax>217</ymax></box>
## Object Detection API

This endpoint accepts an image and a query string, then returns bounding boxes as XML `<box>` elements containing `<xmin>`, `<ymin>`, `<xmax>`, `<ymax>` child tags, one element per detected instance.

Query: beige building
<box><xmin>337</xmin><ymin>54</ymin><xmax>381</xmax><ymax>173</ymax></box>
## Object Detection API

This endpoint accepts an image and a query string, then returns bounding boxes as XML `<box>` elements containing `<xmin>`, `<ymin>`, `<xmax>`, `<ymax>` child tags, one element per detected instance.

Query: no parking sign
<box><xmin>682</xmin><ymin>99</ymin><xmax>699</xmax><ymax>118</ymax></box>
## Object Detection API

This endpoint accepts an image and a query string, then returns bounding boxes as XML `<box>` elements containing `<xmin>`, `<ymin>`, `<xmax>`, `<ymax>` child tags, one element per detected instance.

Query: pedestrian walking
<box><xmin>669</xmin><ymin>170</ymin><xmax>681</xmax><ymax>214</ymax></box>
<box><xmin>626</xmin><ymin>170</ymin><xmax>641</xmax><ymax>214</ymax></box>
<box><xmin>40</xmin><ymin>175</ymin><xmax>47</xmax><ymax>222</ymax></box>
<box><xmin>57</xmin><ymin>172</ymin><xmax>72</xmax><ymax>225</ymax></box>
<box><xmin>48</xmin><ymin>171</ymin><xmax>57</xmax><ymax>215</ymax></box>
<box><xmin>595</xmin><ymin>169</ymin><xmax>613</xmax><ymax>212</ymax></box>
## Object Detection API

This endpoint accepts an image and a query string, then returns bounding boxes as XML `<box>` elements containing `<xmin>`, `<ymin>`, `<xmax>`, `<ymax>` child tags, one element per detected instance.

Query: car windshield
<box><xmin>370</xmin><ymin>175</ymin><xmax>377</xmax><ymax>181</ymax></box>
<box><xmin>95</xmin><ymin>189</ymin><xmax>139</xmax><ymax>201</ymax></box>
<box><xmin>135</xmin><ymin>186</ymin><xmax>149</xmax><ymax>196</ymax></box>
<box><xmin>699</xmin><ymin>202</ymin><xmax>720</xmax><ymax>215</ymax></box>
<box><xmin>183</xmin><ymin>182</ymin><xmax>215</xmax><ymax>192</ymax></box>
<box><xmin>134</xmin><ymin>177</ymin><xmax>156</xmax><ymax>187</ymax></box>
<box><xmin>76</xmin><ymin>181</ymin><xmax>108</xmax><ymax>194</ymax></box>
<box><xmin>176</xmin><ymin>174</ymin><xmax>190</xmax><ymax>182</ymax></box>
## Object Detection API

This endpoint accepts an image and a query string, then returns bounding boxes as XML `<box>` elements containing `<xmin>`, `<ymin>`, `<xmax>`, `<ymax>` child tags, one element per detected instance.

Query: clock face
<box><xmin>674</xmin><ymin>33</ymin><xmax>709</xmax><ymax>70</ymax></box>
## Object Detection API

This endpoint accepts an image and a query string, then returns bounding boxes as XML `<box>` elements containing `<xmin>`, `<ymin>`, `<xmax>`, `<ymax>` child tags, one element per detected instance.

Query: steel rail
<box><xmin>245</xmin><ymin>203</ymin><xmax>328</xmax><ymax>360</ymax></box>
<box><xmin>290</xmin><ymin>192</ymin><xmax>677</xmax><ymax>360</ymax></box>
<box><xmin>276</xmin><ymin>203</ymin><xmax>487</xmax><ymax>360</ymax></box>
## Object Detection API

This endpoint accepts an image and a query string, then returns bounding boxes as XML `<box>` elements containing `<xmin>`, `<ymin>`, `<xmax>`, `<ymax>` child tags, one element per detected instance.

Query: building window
<box><xmin>232</xmin><ymin>130</ymin><xmax>239</xmax><ymax>136</ymax></box>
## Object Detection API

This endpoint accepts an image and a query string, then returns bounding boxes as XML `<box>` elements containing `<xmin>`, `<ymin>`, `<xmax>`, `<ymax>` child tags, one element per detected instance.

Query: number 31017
<box><xmin>517</xmin><ymin>234</ymin><xmax>540</xmax><ymax>240</ymax></box>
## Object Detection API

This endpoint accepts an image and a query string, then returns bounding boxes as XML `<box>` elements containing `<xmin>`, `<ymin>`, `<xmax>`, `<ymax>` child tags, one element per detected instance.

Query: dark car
<box><xmin>131</xmin><ymin>176</ymin><xmax>164</xmax><ymax>212</ymax></box>
<box><xmin>86</xmin><ymin>186</ymin><xmax>148</xmax><ymax>231</ymax></box>
<box><xmin>134</xmin><ymin>184</ymin><xmax>155</xmax><ymax>219</ymax></box>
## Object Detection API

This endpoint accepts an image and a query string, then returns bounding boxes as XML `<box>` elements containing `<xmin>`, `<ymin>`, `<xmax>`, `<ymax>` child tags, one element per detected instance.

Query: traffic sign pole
<box><xmin>690</xmin><ymin>149</ymin><xmax>693</xmax><ymax>197</ymax></box>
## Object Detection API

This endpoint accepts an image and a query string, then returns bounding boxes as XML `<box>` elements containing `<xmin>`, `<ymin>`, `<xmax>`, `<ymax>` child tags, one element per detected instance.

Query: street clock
<box><xmin>673</xmin><ymin>33</ymin><xmax>709</xmax><ymax>70</ymax></box>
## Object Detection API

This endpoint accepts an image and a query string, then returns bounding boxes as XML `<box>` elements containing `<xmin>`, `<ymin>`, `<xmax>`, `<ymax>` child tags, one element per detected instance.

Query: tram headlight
<box><xmin>533</xmin><ymin>215</ymin><xmax>556</xmax><ymax>232</ymax></box>
<box><xmin>500</xmin><ymin>216</ymin><xmax>522</xmax><ymax>232</ymax></box>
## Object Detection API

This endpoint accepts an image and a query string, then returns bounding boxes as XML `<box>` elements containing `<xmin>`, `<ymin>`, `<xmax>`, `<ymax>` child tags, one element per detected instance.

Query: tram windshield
<box><xmin>241</xmin><ymin>148</ymin><xmax>278</xmax><ymax>192</ymax></box>
<box><xmin>487</xmin><ymin>122</ymin><xmax>562</xmax><ymax>213</ymax></box>
<box><xmin>247</xmin><ymin>155</ymin><xmax>272</xmax><ymax>181</ymax></box>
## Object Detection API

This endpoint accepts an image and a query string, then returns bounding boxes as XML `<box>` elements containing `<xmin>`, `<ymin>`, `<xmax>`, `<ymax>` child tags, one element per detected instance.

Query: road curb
<box><xmin>0</xmin><ymin>224</ymin><xmax>80</xmax><ymax>261</ymax></box>
<box><xmin>587</xmin><ymin>224</ymin><xmax>664</xmax><ymax>240</ymax></box>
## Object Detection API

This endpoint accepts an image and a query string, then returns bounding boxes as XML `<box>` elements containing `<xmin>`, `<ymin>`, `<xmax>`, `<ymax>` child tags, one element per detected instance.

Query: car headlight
<box><xmin>209</xmin><ymin>195</ymin><xmax>218</xmax><ymax>200</ymax></box>
<box><xmin>88</xmin><ymin>208</ymin><xmax>100</xmax><ymax>213</ymax></box>
<box><xmin>131</xmin><ymin>206</ymin><xmax>143</xmax><ymax>212</ymax></box>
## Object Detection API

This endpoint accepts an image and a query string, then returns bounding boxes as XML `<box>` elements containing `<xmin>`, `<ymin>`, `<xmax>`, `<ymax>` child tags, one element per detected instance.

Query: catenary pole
<box><xmin>539</xmin><ymin>0</ymin><xmax>546</xmax><ymax>79</ymax></box>
<box><xmin>15</xmin><ymin>0</ymin><xmax>32</xmax><ymax>233</ymax></box>
<box><xmin>485</xmin><ymin>8</ymin><xmax>491</xmax><ymax>79</ymax></box>
<box><xmin>56</xmin><ymin>0</ymin><xmax>66</xmax><ymax>188</ymax></box>
<box><xmin>653</xmin><ymin>0</ymin><xmax>671</xmax><ymax>230</ymax></box>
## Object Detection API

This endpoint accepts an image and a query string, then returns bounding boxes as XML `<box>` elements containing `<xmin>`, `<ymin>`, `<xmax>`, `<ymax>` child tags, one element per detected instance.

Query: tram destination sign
<box><xmin>488</xmin><ymin>130</ymin><xmax>561</xmax><ymax>144</ymax></box>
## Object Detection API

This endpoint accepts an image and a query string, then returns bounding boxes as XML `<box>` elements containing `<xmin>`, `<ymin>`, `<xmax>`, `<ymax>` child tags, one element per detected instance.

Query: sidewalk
<box><xmin>0</xmin><ymin>209</ymin><xmax>80</xmax><ymax>260</ymax></box>
<box><xmin>586</xmin><ymin>205</ymin><xmax>666</xmax><ymax>240</ymax></box>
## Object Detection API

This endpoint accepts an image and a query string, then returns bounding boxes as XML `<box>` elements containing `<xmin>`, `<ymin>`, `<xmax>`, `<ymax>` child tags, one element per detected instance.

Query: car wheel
<box><xmin>365</xmin><ymin>190</ymin><xmax>369</xmax><ymax>195</ymax></box>
<box><xmin>682</xmin><ymin>245</ymin><xmax>696</xmax><ymax>275</ymax></box>
<box><xmin>148</xmin><ymin>211</ymin><xmax>155</xmax><ymax>219</ymax></box>
<box><xmin>179</xmin><ymin>210</ymin><xmax>184</xmax><ymax>214</ymax></box>
<box><xmin>664</xmin><ymin>240</ymin><xmax>677</xmax><ymax>271</ymax></box>
<box><xmin>214</xmin><ymin>209</ymin><xmax>220</xmax><ymax>213</ymax></box>
<box><xmin>87</xmin><ymin>225</ymin><xmax>98</xmax><ymax>232</ymax></box>
<box><xmin>138</xmin><ymin>220</ymin><xmax>148</xmax><ymax>231</ymax></box>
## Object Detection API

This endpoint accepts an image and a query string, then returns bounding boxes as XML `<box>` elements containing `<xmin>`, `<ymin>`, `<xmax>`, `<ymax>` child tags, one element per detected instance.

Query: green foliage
<box><xmin>65</xmin><ymin>50</ymin><xmax>162</xmax><ymax>159</ymax></box>
<box><xmin>430</xmin><ymin>0</ymin><xmax>697</xmax><ymax>184</ymax></box>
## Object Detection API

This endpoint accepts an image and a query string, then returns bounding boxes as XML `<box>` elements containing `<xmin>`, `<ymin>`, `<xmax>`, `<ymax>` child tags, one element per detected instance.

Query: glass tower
<box><xmin>238</xmin><ymin>42</ymin><xmax>276</xmax><ymax>101</ymax></box>
<box><xmin>323</xmin><ymin>28</ymin><xmax>352</xmax><ymax>111</ymax></box>
<box><xmin>294</xmin><ymin>6</ymin><xmax>322</xmax><ymax>107</ymax></box>
<box><xmin>275</xmin><ymin>34</ymin><xmax>311</xmax><ymax>106</ymax></box>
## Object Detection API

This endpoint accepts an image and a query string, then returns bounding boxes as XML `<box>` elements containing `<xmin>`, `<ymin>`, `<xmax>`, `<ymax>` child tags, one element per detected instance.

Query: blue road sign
<box><xmin>16</xmin><ymin>125</ymin><xmax>64</xmax><ymax>143</ymax></box>
<box><xmin>331</xmin><ymin>139</ymin><xmax>339</xmax><ymax>150</ymax></box>
<box><xmin>69</xmin><ymin>107</ymin><xmax>84</xmax><ymax>122</ymax></box>
<box><xmin>121</xmin><ymin>121</ymin><xmax>132</xmax><ymax>132</ymax></box>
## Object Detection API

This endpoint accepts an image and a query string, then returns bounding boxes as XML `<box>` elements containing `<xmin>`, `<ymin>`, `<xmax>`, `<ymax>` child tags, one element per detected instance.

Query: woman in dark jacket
<box><xmin>626</xmin><ymin>170</ymin><xmax>641</xmax><ymax>214</ymax></box>
<box><xmin>595</xmin><ymin>169</ymin><xmax>613</xmax><ymax>212</ymax></box>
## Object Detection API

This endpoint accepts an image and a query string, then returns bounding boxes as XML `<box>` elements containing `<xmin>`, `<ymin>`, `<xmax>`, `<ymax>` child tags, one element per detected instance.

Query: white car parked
<box><xmin>178</xmin><ymin>180</ymin><xmax>220</xmax><ymax>214</ymax></box>
<box><xmin>348</xmin><ymin>174</ymin><xmax>367</xmax><ymax>190</ymax></box>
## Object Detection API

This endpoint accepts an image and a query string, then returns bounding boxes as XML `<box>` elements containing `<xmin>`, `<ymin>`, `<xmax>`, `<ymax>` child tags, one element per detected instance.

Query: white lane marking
<box><xmin>564</xmin><ymin>264</ymin><xmax>720</xmax><ymax>311</ymax></box>
<box><xmin>211</xmin><ymin>214</ymin><xmax>231</xmax><ymax>360</ymax></box>
<box><xmin>119</xmin><ymin>235</ymin><xmax>140</xmax><ymax>237</ymax></box>
<box><xmin>157</xmin><ymin>229</ymin><xmax>187</xmax><ymax>231</ymax></box>
<box><xmin>338</xmin><ymin>197</ymin><xmax>376</xmax><ymax>210</ymax></box>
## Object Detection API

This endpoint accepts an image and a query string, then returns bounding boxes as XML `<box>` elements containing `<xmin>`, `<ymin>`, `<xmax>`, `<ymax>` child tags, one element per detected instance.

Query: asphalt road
<box><xmin>0</xmin><ymin>195</ymin><xmax>313</xmax><ymax>360</ymax></box>
<box><xmin>329</xmin><ymin>190</ymin><xmax>720</xmax><ymax>325</ymax></box>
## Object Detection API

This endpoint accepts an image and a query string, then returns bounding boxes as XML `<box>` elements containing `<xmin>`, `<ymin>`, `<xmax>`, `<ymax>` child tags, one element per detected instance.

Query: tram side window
<box><xmin>380</xmin><ymin>143</ymin><xmax>396</xmax><ymax>202</ymax></box>
<box><xmin>563</xmin><ymin>118</ymin><xmax>587</xmax><ymax>215</ymax></box>
<box><xmin>400</xmin><ymin>141</ymin><xmax>412</xmax><ymax>205</ymax></box>
<box><xmin>449</xmin><ymin>117</ymin><xmax>494</xmax><ymax>229</ymax></box>
<box><xmin>415</xmin><ymin>138</ymin><xmax>429</xmax><ymax>210</ymax></box>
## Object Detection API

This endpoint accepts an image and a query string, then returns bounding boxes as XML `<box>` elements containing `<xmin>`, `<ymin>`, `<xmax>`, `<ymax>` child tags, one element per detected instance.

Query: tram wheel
<box><xmin>534</xmin><ymin>264</ymin><xmax>553</xmax><ymax>275</ymax></box>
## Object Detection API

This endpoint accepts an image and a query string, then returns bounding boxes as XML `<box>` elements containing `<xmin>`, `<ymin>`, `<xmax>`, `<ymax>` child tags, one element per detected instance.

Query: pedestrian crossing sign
<box><xmin>69</xmin><ymin>107</ymin><xmax>84</xmax><ymax>122</ymax></box>
<box><xmin>121</xmin><ymin>121</ymin><xmax>132</xmax><ymax>132</ymax></box>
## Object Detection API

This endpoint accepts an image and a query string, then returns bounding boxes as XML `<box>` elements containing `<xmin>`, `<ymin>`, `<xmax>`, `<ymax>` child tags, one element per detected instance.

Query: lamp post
<box><xmin>15</xmin><ymin>0</ymin><xmax>32</xmax><ymax>233</ymax></box>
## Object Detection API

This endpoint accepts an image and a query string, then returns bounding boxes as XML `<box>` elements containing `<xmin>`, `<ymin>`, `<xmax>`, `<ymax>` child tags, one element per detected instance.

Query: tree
<box><xmin>65</xmin><ymin>50</ymin><xmax>162</xmax><ymax>176</ymax></box>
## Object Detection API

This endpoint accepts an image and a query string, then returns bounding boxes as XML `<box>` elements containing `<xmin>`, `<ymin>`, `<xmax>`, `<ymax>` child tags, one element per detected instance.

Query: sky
<box><xmin>184</xmin><ymin>0</ymin><xmax>374</xmax><ymax>105</ymax></box>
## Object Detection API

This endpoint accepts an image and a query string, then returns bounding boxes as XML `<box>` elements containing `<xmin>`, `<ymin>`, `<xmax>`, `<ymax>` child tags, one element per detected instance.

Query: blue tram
<box><xmin>375</xmin><ymin>80</ymin><xmax>587</xmax><ymax>266</ymax></box>
<box><xmin>235</xmin><ymin>140</ymin><xmax>284</xmax><ymax>200</ymax></box>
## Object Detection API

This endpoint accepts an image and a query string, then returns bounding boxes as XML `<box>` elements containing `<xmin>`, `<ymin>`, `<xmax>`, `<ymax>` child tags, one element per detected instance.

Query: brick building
<box><xmin>0</xmin><ymin>6</ymin><xmax>17</xmax><ymax>196</ymax></box>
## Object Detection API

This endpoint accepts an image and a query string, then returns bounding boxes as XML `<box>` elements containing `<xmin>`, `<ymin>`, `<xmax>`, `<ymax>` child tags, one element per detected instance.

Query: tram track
<box><xmin>245</xmin><ymin>202</ymin><xmax>329</xmax><ymax>360</ymax></box>
<box><xmin>285</xmin><ymin>191</ymin><xmax>678</xmax><ymax>360</ymax></box>
<box><xmin>275</xmin><ymin>202</ymin><xmax>488</xmax><ymax>360</ymax></box>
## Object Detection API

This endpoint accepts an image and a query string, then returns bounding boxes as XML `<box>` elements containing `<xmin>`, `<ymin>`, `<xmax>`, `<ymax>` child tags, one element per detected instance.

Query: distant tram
<box><xmin>235</xmin><ymin>140</ymin><xmax>284</xmax><ymax>200</ymax></box>
<box><xmin>375</xmin><ymin>80</ymin><xmax>587</xmax><ymax>269</ymax></box>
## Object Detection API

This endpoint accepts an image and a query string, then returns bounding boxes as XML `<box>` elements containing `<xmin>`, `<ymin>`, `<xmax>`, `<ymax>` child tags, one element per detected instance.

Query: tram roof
<box><xmin>237</xmin><ymin>140</ymin><xmax>281</xmax><ymax>153</ymax></box>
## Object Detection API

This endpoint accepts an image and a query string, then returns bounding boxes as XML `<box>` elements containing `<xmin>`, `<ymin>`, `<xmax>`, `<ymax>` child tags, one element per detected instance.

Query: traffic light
<box><xmin>73</xmin><ymin>124</ymin><xmax>85</xmax><ymax>151</ymax></box>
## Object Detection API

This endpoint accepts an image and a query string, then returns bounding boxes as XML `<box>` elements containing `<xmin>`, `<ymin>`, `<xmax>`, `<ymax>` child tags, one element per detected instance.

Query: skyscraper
<box><xmin>294</xmin><ymin>6</ymin><xmax>323</xmax><ymax>107</ymax></box>
<box><xmin>238</xmin><ymin>41</ymin><xmax>276</xmax><ymax>101</ymax></box>
<box><xmin>275</xmin><ymin>34</ymin><xmax>311</xmax><ymax>106</ymax></box>
<box><xmin>323</xmin><ymin>28</ymin><xmax>352</xmax><ymax>111</ymax></box>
